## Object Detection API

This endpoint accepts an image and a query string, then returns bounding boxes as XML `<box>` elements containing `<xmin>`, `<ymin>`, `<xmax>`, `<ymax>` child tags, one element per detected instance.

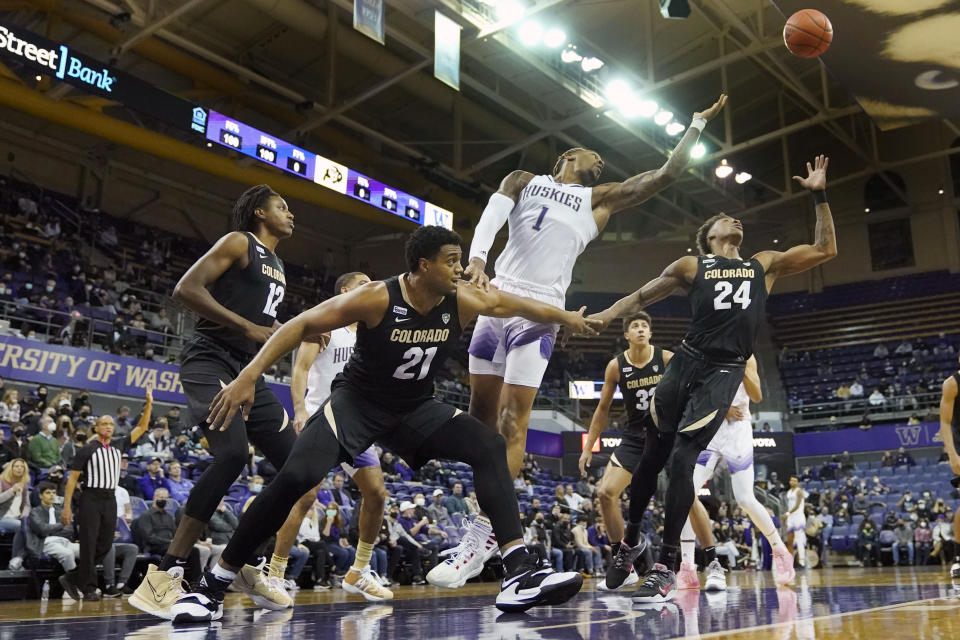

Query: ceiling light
<box><xmin>665</xmin><ymin>121</ymin><xmax>685</xmax><ymax>136</ymax></box>
<box><xmin>543</xmin><ymin>28</ymin><xmax>566</xmax><ymax>48</ymax></box>
<box><xmin>687</xmin><ymin>247</ymin><xmax>693</xmax><ymax>253</ymax></box>
<box><xmin>561</xmin><ymin>47</ymin><xmax>582</xmax><ymax>63</ymax></box>
<box><xmin>691</xmin><ymin>143</ymin><xmax>706</xmax><ymax>159</ymax></box>
<box><xmin>34</xmin><ymin>75</ymin><xmax>42</xmax><ymax>81</ymax></box>
<box><xmin>605</xmin><ymin>80</ymin><xmax>632</xmax><ymax>105</ymax></box>
<box><xmin>580</xmin><ymin>56</ymin><xmax>604</xmax><ymax>72</ymax></box>
<box><xmin>864</xmin><ymin>207</ymin><xmax>870</xmax><ymax>212</ymax></box>
<box><xmin>773</xmin><ymin>238</ymin><xmax>779</xmax><ymax>244</ymax></box>
<box><xmin>734</xmin><ymin>171</ymin><xmax>752</xmax><ymax>184</ymax></box>
<box><xmin>939</xmin><ymin>188</ymin><xmax>945</xmax><ymax>195</ymax></box>
<box><xmin>637</xmin><ymin>100</ymin><xmax>659</xmax><ymax>118</ymax></box>
<box><xmin>495</xmin><ymin>0</ymin><xmax>525</xmax><ymax>23</ymax></box>
<box><xmin>518</xmin><ymin>21</ymin><xmax>543</xmax><ymax>46</ymax></box>
<box><xmin>653</xmin><ymin>110</ymin><xmax>673</xmax><ymax>126</ymax></box>
<box><xmin>715</xmin><ymin>159</ymin><xmax>733</xmax><ymax>179</ymax></box>
<box><xmin>206</xmin><ymin>142</ymin><xmax>213</xmax><ymax>147</ymax></box>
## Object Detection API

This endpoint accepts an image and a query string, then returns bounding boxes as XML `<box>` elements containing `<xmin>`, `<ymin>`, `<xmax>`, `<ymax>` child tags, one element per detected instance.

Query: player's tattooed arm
<box><xmin>755</xmin><ymin>155</ymin><xmax>836</xmax><ymax>288</ymax></box>
<box><xmin>591</xmin><ymin>94</ymin><xmax>727</xmax><ymax>227</ymax></box>
<box><xmin>588</xmin><ymin>256</ymin><xmax>697</xmax><ymax>330</ymax></box>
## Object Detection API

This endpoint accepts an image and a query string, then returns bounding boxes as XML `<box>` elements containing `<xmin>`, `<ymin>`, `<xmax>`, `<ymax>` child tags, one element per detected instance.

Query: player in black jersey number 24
<box><xmin>170</xmin><ymin>226</ymin><xmax>602</xmax><ymax>621</ymax></box>
<box><xmin>589</xmin><ymin>155</ymin><xmax>837</xmax><ymax>603</ymax></box>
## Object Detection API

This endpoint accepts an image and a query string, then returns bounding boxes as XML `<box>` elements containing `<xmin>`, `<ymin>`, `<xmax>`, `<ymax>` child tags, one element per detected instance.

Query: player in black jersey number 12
<box><xmin>170</xmin><ymin>226</ymin><xmax>602</xmax><ymax>621</ymax></box>
<box><xmin>589</xmin><ymin>155</ymin><xmax>837</xmax><ymax>603</ymax></box>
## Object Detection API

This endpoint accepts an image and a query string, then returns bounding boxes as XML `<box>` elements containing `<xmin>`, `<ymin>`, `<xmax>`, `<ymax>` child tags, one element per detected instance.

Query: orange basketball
<box><xmin>783</xmin><ymin>9</ymin><xmax>833</xmax><ymax>58</ymax></box>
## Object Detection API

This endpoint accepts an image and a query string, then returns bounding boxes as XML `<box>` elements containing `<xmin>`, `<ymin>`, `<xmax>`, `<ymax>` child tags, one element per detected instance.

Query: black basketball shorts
<box><xmin>651</xmin><ymin>343</ymin><xmax>745</xmax><ymax>450</ymax></box>
<box><xmin>306</xmin><ymin>379</ymin><xmax>460</xmax><ymax>470</ymax></box>
<box><xmin>609</xmin><ymin>432</ymin><xmax>646</xmax><ymax>474</ymax></box>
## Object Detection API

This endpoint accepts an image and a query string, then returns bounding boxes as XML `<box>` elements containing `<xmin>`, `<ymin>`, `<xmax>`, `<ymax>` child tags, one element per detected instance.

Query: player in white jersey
<box><xmin>676</xmin><ymin>356</ymin><xmax>795</xmax><ymax>592</ymax></box>
<box><xmin>784</xmin><ymin>476</ymin><xmax>809</xmax><ymax>568</ymax></box>
<box><xmin>427</xmin><ymin>94</ymin><xmax>729</xmax><ymax>589</ymax></box>
<box><xmin>262</xmin><ymin>272</ymin><xmax>393</xmax><ymax>602</ymax></box>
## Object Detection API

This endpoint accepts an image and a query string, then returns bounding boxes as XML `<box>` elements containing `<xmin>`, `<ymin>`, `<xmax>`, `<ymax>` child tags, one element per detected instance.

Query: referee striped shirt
<box><xmin>70</xmin><ymin>436</ymin><xmax>132</xmax><ymax>490</ymax></box>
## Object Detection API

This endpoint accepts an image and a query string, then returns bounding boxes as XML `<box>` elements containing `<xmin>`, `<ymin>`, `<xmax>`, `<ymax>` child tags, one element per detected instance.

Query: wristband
<box><xmin>690</xmin><ymin>117</ymin><xmax>707</xmax><ymax>132</ymax></box>
<box><xmin>811</xmin><ymin>189</ymin><xmax>827</xmax><ymax>205</ymax></box>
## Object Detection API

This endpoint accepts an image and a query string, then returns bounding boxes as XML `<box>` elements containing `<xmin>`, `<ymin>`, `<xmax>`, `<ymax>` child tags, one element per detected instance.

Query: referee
<box><xmin>62</xmin><ymin>384</ymin><xmax>154</xmax><ymax>600</ymax></box>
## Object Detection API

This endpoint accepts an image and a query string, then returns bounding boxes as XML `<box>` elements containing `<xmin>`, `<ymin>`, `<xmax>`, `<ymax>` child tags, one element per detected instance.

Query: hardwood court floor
<box><xmin>2</xmin><ymin>567</ymin><xmax>958</xmax><ymax>639</ymax></box>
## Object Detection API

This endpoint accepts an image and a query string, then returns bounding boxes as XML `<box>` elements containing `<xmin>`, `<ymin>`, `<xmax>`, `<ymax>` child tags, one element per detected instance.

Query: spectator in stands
<box><xmin>0</xmin><ymin>458</ymin><xmax>30</xmax><ymax>568</ymax></box>
<box><xmin>135</xmin><ymin>420</ymin><xmax>172</xmax><ymax>460</ymax></box>
<box><xmin>380</xmin><ymin>452</ymin><xmax>400</xmax><ymax>482</ymax></box>
<box><xmin>198</xmin><ymin>500</ymin><xmax>237</xmax><ymax>572</ymax></box>
<box><xmin>107</xmin><ymin>316</ymin><xmax>134</xmax><ymax>354</ymax></box>
<box><xmin>915</xmin><ymin>519</ymin><xmax>933</xmax><ymax>561</ymax></box>
<box><xmin>317</xmin><ymin>473</ymin><xmax>354</xmax><ymax>508</ymax></box>
<box><xmin>852</xmin><ymin>492</ymin><xmax>870</xmax><ymax>516</ymax></box>
<box><xmin>138</xmin><ymin>457</ymin><xmax>172</xmax><ymax>501</ymax></box>
<box><xmin>818</xmin><ymin>460</ymin><xmax>836</xmax><ymax>481</ymax></box>
<box><xmin>800</xmin><ymin>466</ymin><xmax>814</xmax><ymax>482</ymax></box>
<box><xmin>850</xmin><ymin>381</ymin><xmax>864</xmax><ymax>397</ymax></box>
<box><xmin>384</xmin><ymin>503</ymin><xmax>425</xmax><ymax>586</ymax></box>
<box><xmin>426</xmin><ymin>489</ymin><xmax>452</xmax><ymax>527</ymax></box>
<box><xmin>164</xmin><ymin>406</ymin><xmax>183</xmax><ymax>436</ymax></box>
<box><xmin>881</xmin><ymin>451</ymin><xmax>895</xmax><ymax>467</ymax></box>
<box><xmin>816</xmin><ymin>506</ymin><xmax>834</xmax><ymax>563</ymax></box>
<box><xmin>874</xmin><ymin>343</ymin><xmax>889</xmax><ymax>358</ymax></box>
<box><xmin>552</xmin><ymin>511</ymin><xmax>575</xmax><ymax>572</ymax></box>
<box><xmin>869</xmin><ymin>475</ymin><xmax>890</xmax><ymax>496</ymax></box>
<box><xmin>394</xmin><ymin>458</ymin><xmax>414</xmax><ymax>482</ymax></box>
<box><xmin>117</xmin><ymin>454</ymin><xmax>142</xmax><ymax>498</ymax></box>
<box><xmin>444</xmin><ymin>482</ymin><xmax>468</xmax><ymax>515</ymax></box>
<box><xmin>0</xmin><ymin>390</ymin><xmax>20</xmax><ymax>424</ymax></box>
<box><xmin>464</xmin><ymin>489</ymin><xmax>480</xmax><ymax>515</ymax></box>
<box><xmin>149</xmin><ymin>308</ymin><xmax>172</xmax><ymax>334</ymax></box>
<box><xmin>898</xmin><ymin>490</ymin><xmax>917</xmax><ymax>515</ymax></box>
<box><xmin>398</xmin><ymin>501</ymin><xmax>445</xmax><ymax>563</ymax></box>
<box><xmin>895</xmin><ymin>447</ymin><xmax>914</xmax><ymax>467</ymax></box>
<box><xmin>572</xmin><ymin>517</ymin><xmax>600</xmax><ymax>576</ymax></box>
<box><xmin>857</xmin><ymin>518</ymin><xmax>879</xmax><ymax>567</ymax></box>
<box><xmin>564</xmin><ymin>484</ymin><xmax>584</xmax><ymax>512</ymax></box>
<box><xmin>58</xmin><ymin>428</ymin><xmax>87</xmax><ymax>469</ymax></box>
<box><xmin>100</xmin><ymin>225</ymin><xmax>118</xmax><ymax>248</ymax></box>
<box><xmin>587</xmin><ymin>520</ymin><xmax>613</xmax><ymax>571</ymax></box>
<box><xmin>165</xmin><ymin>461</ymin><xmax>194</xmax><ymax>505</ymax></box>
<box><xmin>25</xmin><ymin>482</ymin><xmax>81</xmax><ymax>598</ymax></box>
<box><xmin>868</xmin><ymin>388</ymin><xmax>886</xmax><ymax>407</ymax></box>
<box><xmin>931</xmin><ymin>514</ymin><xmax>957</xmax><ymax>566</ymax></box>
<box><xmin>894</xmin><ymin>339</ymin><xmax>912</xmax><ymax>356</ymax></box>
<box><xmin>26</xmin><ymin>416</ymin><xmax>59</xmax><ymax>470</ymax></box>
<box><xmin>892</xmin><ymin>518</ymin><xmax>915</xmax><ymax>566</ymax></box>
<box><xmin>113</xmin><ymin>406</ymin><xmax>132</xmax><ymax>438</ymax></box>
<box><xmin>578</xmin><ymin>498</ymin><xmax>597</xmax><ymax>527</ymax></box>
<box><xmin>133</xmin><ymin>487</ymin><xmax>176</xmax><ymax>555</ymax></box>
<box><xmin>411</xmin><ymin>493</ymin><xmax>429</xmax><ymax>522</ymax></box>
<box><xmin>839</xmin><ymin>451</ymin><xmax>855</xmax><ymax>474</ymax></box>
<box><xmin>237</xmin><ymin>475</ymin><xmax>264</xmax><ymax>510</ymax></box>
<box><xmin>2</xmin><ymin>423</ymin><xmax>28</xmax><ymax>463</ymax></box>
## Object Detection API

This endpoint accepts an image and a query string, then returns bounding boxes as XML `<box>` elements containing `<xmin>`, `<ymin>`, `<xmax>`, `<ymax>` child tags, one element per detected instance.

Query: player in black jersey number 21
<box><xmin>170</xmin><ymin>225</ymin><xmax>602</xmax><ymax>621</ymax></box>
<box><xmin>590</xmin><ymin>155</ymin><xmax>837</xmax><ymax>603</ymax></box>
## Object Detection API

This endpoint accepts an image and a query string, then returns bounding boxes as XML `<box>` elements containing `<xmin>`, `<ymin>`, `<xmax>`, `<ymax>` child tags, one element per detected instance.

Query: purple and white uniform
<box><xmin>468</xmin><ymin>175</ymin><xmax>597</xmax><ymax>387</ymax></box>
<box><xmin>303</xmin><ymin>326</ymin><xmax>378</xmax><ymax>474</ymax></box>
<box><xmin>696</xmin><ymin>382</ymin><xmax>754</xmax><ymax>474</ymax></box>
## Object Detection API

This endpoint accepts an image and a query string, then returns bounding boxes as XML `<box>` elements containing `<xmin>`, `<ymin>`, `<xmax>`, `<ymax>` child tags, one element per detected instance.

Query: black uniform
<box><xmin>653</xmin><ymin>254</ymin><xmax>767</xmax><ymax>448</ymax></box>
<box><xmin>329</xmin><ymin>275</ymin><xmax>463</xmax><ymax>467</ymax></box>
<box><xmin>951</xmin><ymin>372</ymin><xmax>960</xmax><ymax>457</ymax></box>
<box><xmin>179</xmin><ymin>232</ymin><xmax>295</xmax><ymax>522</ymax></box>
<box><xmin>609</xmin><ymin>347</ymin><xmax>665</xmax><ymax>473</ymax></box>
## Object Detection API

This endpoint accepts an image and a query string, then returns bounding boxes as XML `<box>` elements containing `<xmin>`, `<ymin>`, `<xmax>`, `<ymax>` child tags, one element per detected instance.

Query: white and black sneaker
<box><xmin>604</xmin><ymin>538</ymin><xmax>646</xmax><ymax>591</ymax></box>
<box><xmin>495</xmin><ymin>553</ymin><xmax>583</xmax><ymax>613</ymax></box>
<box><xmin>171</xmin><ymin>572</ymin><xmax>228</xmax><ymax>623</ymax></box>
<box><xmin>951</xmin><ymin>562</ymin><xmax>960</xmax><ymax>581</ymax></box>
<box><xmin>631</xmin><ymin>563</ymin><xmax>677</xmax><ymax>604</ymax></box>
<box><xmin>703</xmin><ymin>559</ymin><xmax>727</xmax><ymax>592</ymax></box>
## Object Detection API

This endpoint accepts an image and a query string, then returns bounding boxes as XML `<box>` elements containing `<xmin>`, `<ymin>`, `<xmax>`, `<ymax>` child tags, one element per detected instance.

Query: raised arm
<box><xmin>743</xmin><ymin>356</ymin><xmax>762</xmax><ymax>404</ymax></box>
<box><xmin>755</xmin><ymin>156</ymin><xmax>837</xmax><ymax>289</ymax></box>
<box><xmin>173</xmin><ymin>232</ymin><xmax>275</xmax><ymax>344</ymax></box>
<box><xmin>579</xmin><ymin>358</ymin><xmax>619</xmax><ymax>477</ymax></box>
<box><xmin>457</xmin><ymin>282</ymin><xmax>601</xmax><ymax>336</ymax></box>
<box><xmin>129</xmin><ymin>383</ymin><xmax>154</xmax><ymax>445</ymax></box>
<box><xmin>291</xmin><ymin>341</ymin><xmax>322</xmax><ymax>433</ymax></box>
<box><xmin>592</xmin><ymin>94</ymin><xmax>727</xmax><ymax>227</ymax></box>
<box><xmin>939</xmin><ymin>377</ymin><xmax>960</xmax><ymax>475</ymax></box>
<box><xmin>591</xmin><ymin>256</ymin><xmax>697</xmax><ymax>330</ymax></box>
<box><xmin>207</xmin><ymin>283</ymin><xmax>388</xmax><ymax>430</ymax></box>
<box><xmin>465</xmin><ymin>170</ymin><xmax>534</xmax><ymax>290</ymax></box>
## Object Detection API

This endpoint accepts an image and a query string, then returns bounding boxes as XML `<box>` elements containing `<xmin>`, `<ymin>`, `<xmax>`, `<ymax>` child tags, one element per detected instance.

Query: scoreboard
<box><xmin>206</xmin><ymin>110</ymin><xmax>453</xmax><ymax>229</ymax></box>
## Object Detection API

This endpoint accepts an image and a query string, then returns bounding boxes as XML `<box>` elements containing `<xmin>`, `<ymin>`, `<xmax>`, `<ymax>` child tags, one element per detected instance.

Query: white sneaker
<box><xmin>128</xmin><ymin>565</ymin><xmax>187</xmax><ymax>620</ymax></box>
<box><xmin>7</xmin><ymin>557</ymin><xmax>23</xmax><ymax>571</ymax></box>
<box><xmin>703</xmin><ymin>559</ymin><xmax>727</xmax><ymax>592</ymax></box>
<box><xmin>342</xmin><ymin>568</ymin><xmax>394</xmax><ymax>601</ymax></box>
<box><xmin>426</xmin><ymin>517</ymin><xmax>497</xmax><ymax>588</ymax></box>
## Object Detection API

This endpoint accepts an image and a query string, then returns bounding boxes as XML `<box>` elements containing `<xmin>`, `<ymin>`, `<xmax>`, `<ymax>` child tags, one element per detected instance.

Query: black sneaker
<box><xmin>59</xmin><ymin>573</ymin><xmax>82</xmax><ymax>601</ymax></box>
<box><xmin>120</xmin><ymin>583</ymin><xmax>135</xmax><ymax>596</ymax></box>
<box><xmin>102</xmin><ymin>585</ymin><xmax>122</xmax><ymax>598</ymax></box>
<box><xmin>605</xmin><ymin>538</ymin><xmax>646</xmax><ymax>590</ymax></box>
<box><xmin>495</xmin><ymin>553</ymin><xmax>583</xmax><ymax>613</ymax></box>
<box><xmin>83</xmin><ymin>590</ymin><xmax>101</xmax><ymax>601</ymax></box>
<box><xmin>631</xmin><ymin>563</ymin><xmax>678</xmax><ymax>604</ymax></box>
<box><xmin>411</xmin><ymin>575</ymin><xmax>427</xmax><ymax>586</ymax></box>
<box><xmin>170</xmin><ymin>572</ymin><xmax>227</xmax><ymax>623</ymax></box>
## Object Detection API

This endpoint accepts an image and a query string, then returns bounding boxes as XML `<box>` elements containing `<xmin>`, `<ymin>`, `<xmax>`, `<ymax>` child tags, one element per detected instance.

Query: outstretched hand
<box><xmin>793</xmin><ymin>155</ymin><xmax>829</xmax><ymax>191</ymax></box>
<box><xmin>207</xmin><ymin>375</ymin><xmax>256</xmax><ymax>431</ymax></box>
<box><xmin>464</xmin><ymin>258</ymin><xmax>490</xmax><ymax>292</ymax></box>
<box><xmin>693</xmin><ymin>93</ymin><xmax>728</xmax><ymax>122</ymax></box>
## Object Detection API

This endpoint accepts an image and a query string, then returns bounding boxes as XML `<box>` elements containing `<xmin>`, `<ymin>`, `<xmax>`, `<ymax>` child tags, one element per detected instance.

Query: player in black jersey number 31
<box><xmin>170</xmin><ymin>225</ymin><xmax>603</xmax><ymax>621</ymax></box>
<box><xmin>589</xmin><ymin>155</ymin><xmax>838</xmax><ymax>603</ymax></box>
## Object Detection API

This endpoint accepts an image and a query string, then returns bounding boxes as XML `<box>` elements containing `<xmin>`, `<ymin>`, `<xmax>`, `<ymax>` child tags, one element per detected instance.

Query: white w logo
<box><xmin>895</xmin><ymin>426</ymin><xmax>922</xmax><ymax>447</ymax></box>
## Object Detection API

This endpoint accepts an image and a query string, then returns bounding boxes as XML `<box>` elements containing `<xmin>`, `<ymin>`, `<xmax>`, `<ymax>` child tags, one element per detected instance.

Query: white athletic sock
<box><xmin>211</xmin><ymin>564</ymin><xmax>237</xmax><ymax>583</ymax></box>
<box><xmin>681</xmin><ymin>517</ymin><xmax>696</xmax><ymax>566</ymax></box>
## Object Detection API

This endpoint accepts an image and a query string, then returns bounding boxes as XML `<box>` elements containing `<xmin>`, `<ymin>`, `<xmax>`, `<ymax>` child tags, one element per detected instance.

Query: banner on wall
<box><xmin>434</xmin><ymin>11</ymin><xmax>461</xmax><ymax>91</ymax></box>
<box><xmin>0</xmin><ymin>334</ymin><xmax>292</xmax><ymax>414</ymax></box>
<box><xmin>794</xmin><ymin>421</ymin><xmax>942</xmax><ymax>457</ymax></box>
<box><xmin>353</xmin><ymin>0</ymin><xmax>385</xmax><ymax>45</ymax></box>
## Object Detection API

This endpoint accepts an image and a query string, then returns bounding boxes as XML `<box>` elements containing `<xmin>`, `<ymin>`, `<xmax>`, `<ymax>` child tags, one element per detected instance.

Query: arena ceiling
<box><xmin>0</xmin><ymin>0</ymin><xmax>958</xmax><ymax>247</ymax></box>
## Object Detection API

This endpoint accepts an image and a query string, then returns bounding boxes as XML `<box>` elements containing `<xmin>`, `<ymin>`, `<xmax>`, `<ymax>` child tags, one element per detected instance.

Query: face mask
<box><xmin>326</xmin><ymin>509</ymin><xmax>337</xmax><ymax>517</ymax></box>
<box><xmin>13</xmin><ymin>429</ymin><xmax>24</xmax><ymax>437</ymax></box>
<box><xmin>389</xmin><ymin>512</ymin><xmax>398</xmax><ymax>518</ymax></box>
<box><xmin>414</xmin><ymin>497</ymin><xmax>425</xmax><ymax>506</ymax></box>
<box><xmin>24</xmin><ymin>283</ymin><xmax>32</xmax><ymax>290</ymax></box>
<box><xmin>250</xmin><ymin>484</ymin><xmax>262</xmax><ymax>493</ymax></box>
<box><xmin>49</xmin><ymin>474</ymin><xmax>62</xmax><ymax>483</ymax></box>
<box><xmin>44</xmin><ymin>422</ymin><xmax>56</xmax><ymax>433</ymax></box>
<box><xmin>85</xmin><ymin>284</ymin><xmax>92</xmax><ymax>291</ymax></box>
<box><xmin>155</xmin><ymin>499</ymin><xmax>167</xmax><ymax>510</ymax></box>
<box><xmin>45</xmin><ymin>286</ymin><xmax>53</xmax><ymax>293</ymax></box>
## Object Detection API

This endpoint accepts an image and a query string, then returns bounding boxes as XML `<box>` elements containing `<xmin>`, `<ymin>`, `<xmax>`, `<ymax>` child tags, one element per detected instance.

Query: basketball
<box><xmin>783</xmin><ymin>9</ymin><xmax>833</xmax><ymax>58</ymax></box>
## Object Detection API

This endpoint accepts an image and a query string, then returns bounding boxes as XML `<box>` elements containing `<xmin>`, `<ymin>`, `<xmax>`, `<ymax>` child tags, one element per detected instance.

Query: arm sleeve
<box><xmin>468</xmin><ymin>192</ymin><xmax>514</xmax><ymax>263</ymax></box>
